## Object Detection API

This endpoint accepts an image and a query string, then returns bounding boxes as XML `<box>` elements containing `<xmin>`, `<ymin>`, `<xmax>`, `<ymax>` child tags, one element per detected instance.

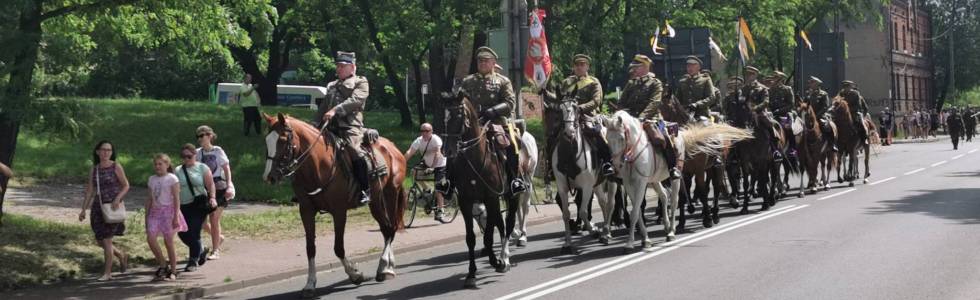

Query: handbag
<box><xmin>182</xmin><ymin>165</ymin><xmax>215</xmax><ymax>214</ymax></box>
<box><xmin>96</xmin><ymin>165</ymin><xmax>127</xmax><ymax>224</ymax></box>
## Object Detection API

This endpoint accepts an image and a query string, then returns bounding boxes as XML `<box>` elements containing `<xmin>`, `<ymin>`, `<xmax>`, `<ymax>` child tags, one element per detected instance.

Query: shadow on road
<box><xmin>866</xmin><ymin>188</ymin><xmax>980</xmax><ymax>225</ymax></box>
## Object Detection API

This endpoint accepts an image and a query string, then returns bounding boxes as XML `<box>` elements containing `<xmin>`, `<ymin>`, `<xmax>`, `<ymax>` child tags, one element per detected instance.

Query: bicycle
<box><xmin>406</xmin><ymin>164</ymin><xmax>459</xmax><ymax>228</ymax></box>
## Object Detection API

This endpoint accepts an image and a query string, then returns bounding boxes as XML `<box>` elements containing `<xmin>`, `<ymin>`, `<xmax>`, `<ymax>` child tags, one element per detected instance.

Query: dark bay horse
<box><xmin>728</xmin><ymin>102</ymin><xmax>782</xmax><ymax>213</ymax></box>
<box><xmin>831</xmin><ymin>98</ymin><xmax>875</xmax><ymax>186</ymax></box>
<box><xmin>442</xmin><ymin>96</ymin><xmax>518</xmax><ymax>288</ymax></box>
<box><xmin>263</xmin><ymin>113</ymin><xmax>407</xmax><ymax>297</ymax></box>
<box><xmin>798</xmin><ymin>103</ymin><xmax>837</xmax><ymax>194</ymax></box>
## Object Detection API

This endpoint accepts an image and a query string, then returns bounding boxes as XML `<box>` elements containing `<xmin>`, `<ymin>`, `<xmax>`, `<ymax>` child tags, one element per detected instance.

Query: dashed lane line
<box><xmin>817</xmin><ymin>188</ymin><xmax>856</xmax><ymax>201</ymax></box>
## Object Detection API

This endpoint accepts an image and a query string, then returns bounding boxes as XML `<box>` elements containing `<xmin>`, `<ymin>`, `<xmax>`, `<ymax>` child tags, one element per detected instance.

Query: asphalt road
<box><xmin>209</xmin><ymin>139</ymin><xmax>980</xmax><ymax>300</ymax></box>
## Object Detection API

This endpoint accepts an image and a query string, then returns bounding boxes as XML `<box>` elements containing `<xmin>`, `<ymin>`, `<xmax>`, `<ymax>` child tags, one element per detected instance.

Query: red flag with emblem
<box><xmin>525</xmin><ymin>8</ymin><xmax>552</xmax><ymax>90</ymax></box>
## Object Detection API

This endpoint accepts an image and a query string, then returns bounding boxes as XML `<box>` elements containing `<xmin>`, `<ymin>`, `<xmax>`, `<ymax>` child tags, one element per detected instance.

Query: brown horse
<box><xmin>726</xmin><ymin>97</ymin><xmax>784</xmax><ymax>213</ymax></box>
<box><xmin>798</xmin><ymin>102</ymin><xmax>837</xmax><ymax>194</ymax></box>
<box><xmin>831</xmin><ymin>98</ymin><xmax>876</xmax><ymax>186</ymax></box>
<box><xmin>442</xmin><ymin>96</ymin><xmax>519</xmax><ymax>288</ymax></box>
<box><xmin>263</xmin><ymin>113</ymin><xmax>406</xmax><ymax>297</ymax></box>
<box><xmin>661</xmin><ymin>97</ymin><xmax>742</xmax><ymax>229</ymax></box>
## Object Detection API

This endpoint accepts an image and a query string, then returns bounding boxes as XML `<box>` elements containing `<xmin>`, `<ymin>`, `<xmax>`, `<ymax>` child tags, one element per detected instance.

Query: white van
<box><xmin>216</xmin><ymin>83</ymin><xmax>327</xmax><ymax>110</ymax></box>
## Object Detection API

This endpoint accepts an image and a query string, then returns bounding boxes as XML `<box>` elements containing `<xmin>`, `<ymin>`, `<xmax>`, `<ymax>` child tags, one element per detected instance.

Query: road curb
<box><xmin>150</xmin><ymin>206</ymin><xmax>566</xmax><ymax>299</ymax></box>
<box><xmin>889</xmin><ymin>136</ymin><xmax>949</xmax><ymax>144</ymax></box>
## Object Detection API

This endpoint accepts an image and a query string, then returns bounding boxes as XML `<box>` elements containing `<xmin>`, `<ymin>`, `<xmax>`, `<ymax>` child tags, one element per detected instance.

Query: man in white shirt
<box><xmin>404</xmin><ymin>123</ymin><xmax>449</xmax><ymax>222</ymax></box>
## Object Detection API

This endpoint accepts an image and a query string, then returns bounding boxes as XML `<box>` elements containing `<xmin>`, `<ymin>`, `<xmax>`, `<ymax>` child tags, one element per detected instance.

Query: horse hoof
<box><xmin>495</xmin><ymin>264</ymin><xmax>511</xmax><ymax>273</ymax></box>
<box><xmin>729</xmin><ymin>201</ymin><xmax>740</xmax><ymax>209</ymax></box>
<box><xmin>665</xmin><ymin>236</ymin><xmax>675</xmax><ymax>242</ymax></box>
<box><xmin>686</xmin><ymin>205</ymin><xmax>696</xmax><ymax>214</ymax></box>
<box><xmin>517</xmin><ymin>239</ymin><xmax>528</xmax><ymax>247</ymax></box>
<box><xmin>301</xmin><ymin>288</ymin><xmax>316</xmax><ymax>298</ymax></box>
<box><xmin>676</xmin><ymin>226</ymin><xmax>688</xmax><ymax>234</ymax></box>
<box><xmin>863</xmin><ymin>179</ymin><xmax>869</xmax><ymax>184</ymax></box>
<box><xmin>702</xmin><ymin>217</ymin><xmax>713</xmax><ymax>228</ymax></box>
<box><xmin>848</xmin><ymin>182</ymin><xmax>855</xmax><ymax>187</ymax></box>
<box><xmin>376</xmin><ymin>273</ymin><xmax>395</xmax><ymax>282</ymax></box>
<box><xmin>599</xmin><ymin>236</ymin><xmax>610</xmax><ymax>245</ymax></box>
<box><xmin>798</xmin><ymin>192</ymin><xmax>805</xmax><ymax>198</ymax></box>
<box><xmin>463</xmin><ymin>277</ymin><xmax>477</xmax><ymax>289</ymax></box>
<box><xmin>350</xmin><ymin>273</ymin><xmax>366</xmax><ymax>286</ymax></box>
<box><xmin>642</xmin><ymin>240</ymin><xmax>653</xmax><ymax>248</ymax></box>
<box><xmin>623</xmin><ymin>247</ymin><xmax>634</xmax><ymax>255</ymax></box>
<box><xmin>560</xmin><ymin>246</ymin><xmax>576</xmax><ymax>255</ymax></box>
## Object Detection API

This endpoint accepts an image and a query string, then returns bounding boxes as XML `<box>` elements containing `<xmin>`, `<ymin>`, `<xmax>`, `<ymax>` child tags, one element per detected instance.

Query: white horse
<box><xmin>604</xmin><ymin>111</ymin><xmax>677</xmax><ymax>250</ymax></box>
<box><xmin>552</xmin><ymin>100</ymin><xmax>615</xmax><ymax>254</ymax></box>
<box><xmin>513</xmin><ymin>131</ymin><xmax>538</xmax><ymax>247</ymax></box>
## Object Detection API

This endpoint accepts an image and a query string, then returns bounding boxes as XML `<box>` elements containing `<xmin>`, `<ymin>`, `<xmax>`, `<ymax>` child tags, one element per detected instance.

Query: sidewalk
<box><xmin>0</xmin><ymin>202</ymin><xmax>573</xmax><ymax>300</ymax></box>
<box><xmin>890</xmin><ymin>135</ymin><xmax>949</xmax><ymax>144</ymax></box>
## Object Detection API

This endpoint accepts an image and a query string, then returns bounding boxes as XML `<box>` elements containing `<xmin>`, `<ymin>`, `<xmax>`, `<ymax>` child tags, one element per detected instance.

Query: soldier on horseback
<box><xmin>313</xmin><ymin>51</ymin><xmax>374</xmax><ymax>206</ymax></box>
<box><xmin>675</xmin><ymin>56</ymin><xmax>717</xmax><ymax>121</ymax></box>
<box><xmin>457</xmin><ymin>46</ymin><xmax>526</xmax><ymax>194</ymax></box>
<box><xmin>802</xmin><ymin>76</ymin><xmax>838</xmax><ymax>152</ymax></box>
<box><xmin>542</xmin><ymin>54</ymin><xmax>615</xmax><ymax>180</ymax></box>
<box><xmin>741</xmin><ymin>66</ymin><xmax>781</xmax><ymax>159</ymax></box>
<box><xmin>768</xmin><ymin>71</ymin><xmax>797</xmax><ymax>157</ymax></box>
<box><xmin>837</xmin><ymin>80</ymin><xmax>870</xmax><ymax>145</ymax></box>
<box><xmin>618</xmin><ymin>54</ymin><xmax>680</xmax><ymax>179</ymax></box>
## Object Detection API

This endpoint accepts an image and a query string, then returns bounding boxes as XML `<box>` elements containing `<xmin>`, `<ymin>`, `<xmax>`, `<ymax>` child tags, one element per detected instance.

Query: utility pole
<box><xmin>509</xmin><ymin>0</ymin><xmax>528</xmax><ymax>119</ymax></box>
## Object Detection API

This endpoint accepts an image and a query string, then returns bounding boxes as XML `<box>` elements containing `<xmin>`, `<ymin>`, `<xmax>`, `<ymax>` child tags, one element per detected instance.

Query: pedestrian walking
<box><xmin>78</xmin><ymin>140</ymin><xmax>130</xmax><ymax>281</ymax></box>
<box><xmin>240</xmin><ymin>74</ymin><xmax>262</xmax><ymax>136</ymax></box>
<box><xmin>195</xmin><ymin>125</ymin><xmax>234</xmax><ymax>260</ymax></box>
<box><xmin>145</xmin><ymin>153</ymin><xmax>186</xmax><ymax>281</ymax></box>
<box><xmin>176</xmin><ymin>143</ymin><xmax>216</xmax><ymax>272</ymax></box>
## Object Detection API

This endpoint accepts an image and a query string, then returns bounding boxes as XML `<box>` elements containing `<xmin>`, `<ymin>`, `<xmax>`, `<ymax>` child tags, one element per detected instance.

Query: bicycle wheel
<box><xmin>440</xmin><ymin>188</ymin><xmax>460</xmax><ymax>223</ymax></box>
<box><xmin>406</xmin><ymin>186</ymin><xmax>420</xmax><ymax>228</ymax></box>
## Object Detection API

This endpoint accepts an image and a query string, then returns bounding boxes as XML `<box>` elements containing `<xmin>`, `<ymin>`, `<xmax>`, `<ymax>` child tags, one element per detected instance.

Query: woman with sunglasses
<box><xmin>78</xmin><ymin>140</ymin><xmax>130</xmax><ymax>281</ymax></box>
<box><xmin>195</xmin><ymin>125</ymin><xmax>234</xmax><ymax>260</ymax></box>
<box><xmin>175</xmin><ymin>143</ymin><xmax>216</xmax><ymax>272</ymax></box>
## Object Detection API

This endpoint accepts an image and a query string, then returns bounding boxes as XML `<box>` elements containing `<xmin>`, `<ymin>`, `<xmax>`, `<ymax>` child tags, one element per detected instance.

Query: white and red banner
<box><xmin>524</xmin><ymin>8</ymin><xmax>552</xmax><ymax>90</ymax></box>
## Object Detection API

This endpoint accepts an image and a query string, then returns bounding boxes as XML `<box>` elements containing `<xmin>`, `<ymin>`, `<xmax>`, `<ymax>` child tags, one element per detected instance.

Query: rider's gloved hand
<box><xmin>481</xmin><ymin>107</ymin><xmax>498</xmax><ymax>120</ymax></box>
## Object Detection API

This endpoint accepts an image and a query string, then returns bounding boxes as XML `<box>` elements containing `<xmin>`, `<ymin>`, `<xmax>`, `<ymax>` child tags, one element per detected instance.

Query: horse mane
<box><xmin>832</xmin><ymin>96</ymin><xmax>853</xmax><ymax>124</ymax></box>
<box><xmin>800</xmin><ymin>102</ymin><xmax>819</xmax><ymax>131</ymax></box>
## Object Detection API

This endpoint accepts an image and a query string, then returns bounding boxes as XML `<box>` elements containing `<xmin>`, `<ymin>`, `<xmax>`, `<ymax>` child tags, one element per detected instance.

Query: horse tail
<box><xmin>681</xmin><ymin>123</ymin><xmax>754</xmax><ymax>157</ymax></box>
<box><xmin>394</xmin><ymin>183</ymin><xmax>407</xmax><ymax>231</ymax></box>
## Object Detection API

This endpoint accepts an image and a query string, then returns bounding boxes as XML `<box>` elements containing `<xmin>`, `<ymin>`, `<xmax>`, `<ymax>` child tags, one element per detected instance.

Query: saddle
<box><xmin>780</xmin><ymin>115</ymin><xmax>805</xmax><ymax>136</ymax></box>
<box><xmin>334</xmin><ymin>128</ymin><xmax>388</xmax><ymax>179</ymax></box>
<box><xmin>641</xmin><ymin>120</ymin><xmax>677</xmax><ymax>148</ymax></box>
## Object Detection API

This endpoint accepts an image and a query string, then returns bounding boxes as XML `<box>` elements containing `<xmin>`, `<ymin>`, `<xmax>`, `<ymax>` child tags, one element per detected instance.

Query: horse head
<box><xmin>441</xmin><ymin>92</ymin><xmax>480</xmax><ymax>159</ymax></box>
<box><xmin>603</xmin><ymin>111</ymin><xmax>633</xmax><ymax>170</ymax></box>
<box><xmin>799</xmin><ymin>102</ymin><xmax>819</xmax><ymax>132</ymax></box>
<box><xmin>263</xmin><ymin>113</ymin><xmax>300</xmax><ymax>184</ymax></box>
<box><xmin>558</xmin><ymin>100</ymin><xmax>580</xmax><ymax>140</ymax></box>
<box><xmin>832</xmin><ymin>97</ymin><xmax>853</xmax><ymax>125</ymax></box>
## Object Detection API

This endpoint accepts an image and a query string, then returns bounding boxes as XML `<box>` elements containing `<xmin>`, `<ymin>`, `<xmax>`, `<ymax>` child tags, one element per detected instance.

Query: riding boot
<box><xmin>505</xmin><ymin>146</ymin><xmax>527</xmax><ymax>194</ymax></box>
<box><xmin>352</xmin><ymin>158</ymin><xmax>371</xmax><ymax>206</ymax></box>
<box><xmin>592</xmin><ymin>133</ymin><xmax>616</xmax><ymax>176</ymax></box>
<box><xmin>664</xmin><ymin>138</ymin><xmax>680</xmax><ymax>179</ymax></box>
<box><xmin>787</xmin><ymin>131</ymin><xmax>798</xmax><ymax>158</ymax></box>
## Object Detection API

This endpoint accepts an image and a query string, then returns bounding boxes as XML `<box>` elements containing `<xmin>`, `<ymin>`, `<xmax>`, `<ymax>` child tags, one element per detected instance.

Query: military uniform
<box><xmin>674</xmin><ymin>56</ymin><xmax>717</xmax><ymax>120</ymax></box>
<box><xmin>313</xmin><ymin>51</ymin><xmax>372</xmax><ymax>205</ymax></box>
<box><xmin>742</xmin><ymin>79</ymin><xmax>769</xmax><ymax>113</ymax></box>
<box><xmin>620</xmin><ymin>73</ymin><xmax>664</xmax><ymax>120</ymax></box>
<box><xmin>837</xmin><ymin>81</ymin><xmax>870</xmax><ymax>144</ymax></box>
<box><xmin>947</xmin><ymin>110</ymin><xmax>964</xmax><ymax>150</ymax></box>
<box><xmin>769</xmin><ymin>81</ymin><xmax>794</xmax><ymax>117</ymax></box>
<box><xmin>803</xmin><ymin>87</ymin><xmax>831</xmax><ymax>117</ymax></box>
<box><xmin>722</xmin><ymin>77</ymin><xmax>745</xmax><ymax>125</ymax></box>
<box><xmin>458</xmin><ymin>46</ymin><xmax>525</xmax><ymax>193</ymax></box>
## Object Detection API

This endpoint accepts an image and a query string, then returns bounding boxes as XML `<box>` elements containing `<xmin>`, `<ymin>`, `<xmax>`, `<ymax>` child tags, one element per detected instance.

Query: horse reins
<box><xmin>445</xmin><ymin>102</ymin><xmax>507</xmax><ymax>196</ymax></box>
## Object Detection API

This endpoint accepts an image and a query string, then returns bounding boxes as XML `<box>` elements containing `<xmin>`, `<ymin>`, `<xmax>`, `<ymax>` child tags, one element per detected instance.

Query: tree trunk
<box><xmin>0</xmin><ymin>3</ymin><xmax>43</xmax><ymax>225</ymax></box>
<box><xmin>412</xmin><ymin>57</ymin><xmax>425</xmax><ymax>125</ymax></box>
<box><xmin>356</xmin><ymin>0</ymin><xmax>413</xmax><ymax>128</ymax></box>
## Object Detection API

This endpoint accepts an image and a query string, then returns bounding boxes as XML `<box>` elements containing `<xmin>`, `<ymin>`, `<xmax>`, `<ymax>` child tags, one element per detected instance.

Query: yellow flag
<box><xmin>800</xmin><ymin>30</ymin><xmax>813</xmax><ymax>51</ymax></box>
<box><xmin>738</xmin><ymin>17</ymin><xmax>756</xmax><ymax>53</ymax></box>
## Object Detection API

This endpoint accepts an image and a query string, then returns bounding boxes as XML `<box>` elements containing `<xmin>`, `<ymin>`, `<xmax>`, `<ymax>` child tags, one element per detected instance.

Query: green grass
<box><xmin>16</xmin><ymin>98</ymin><xmax>418</xmax><ymax>204</ymax></box>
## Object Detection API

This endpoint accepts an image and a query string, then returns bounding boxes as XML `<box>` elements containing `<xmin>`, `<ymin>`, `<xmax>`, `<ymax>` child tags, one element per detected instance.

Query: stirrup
<box><xmin>510</xmin><ymin>178</ymin><xmax>527</xmax><ymax>194</ymax></box>
<box><xmin>358</xmin><ymin>190</ymin><xmax>371</xmax><ymax>206</ymax></box>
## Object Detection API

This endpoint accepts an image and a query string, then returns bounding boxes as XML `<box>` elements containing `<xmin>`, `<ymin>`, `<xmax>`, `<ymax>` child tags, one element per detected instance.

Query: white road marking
<box><xmin>817</xmin><ymin>188</ymin><xmax>856</xmax><ymax>201</ymax></box>
<box><xmin>952</xmin><ymin>154</ymin><xmax>965</xmax><ymax>160</ymax></box>
<box><xmin>869</xmin><ymin>177</ymin><xmax>896</xmax><ymax>186</ymax></box>
<box><xmin>497</xmin><ymin>205</ymin><xmax>810</xmax><ymax>300</ymax></box>
<box><xmin>970</xmin><ymin>148</ymin><xmax>979</xmax><ymax>154</ymax></box>
<box><xmin>904</xmin><ymin>168</ymin><xmax>925</xmax><ymax>175</ymax></box>
<box><xmin>931</xmin><ymin>160</ymin><xmax>947</xmax><ymax>167</ymax></box>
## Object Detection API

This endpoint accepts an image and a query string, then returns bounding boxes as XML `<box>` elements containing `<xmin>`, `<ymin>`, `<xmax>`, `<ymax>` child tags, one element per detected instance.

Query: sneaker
<box><xmin>434</xmin><ymin>209</ymin><xmax>446</xmax><ymax>223</ymax></box>
<box><xmin>358</xmin><ymin>191</ymin><xmax>371</xmax><ymax>206</ymax></box>
<box><xmin>510</xmin><ymin>179</ymin><xmax>527</xmax><ymax>194</ymax></box>
<box><xmin>198</xmin><ymin>247</ymin><xmax>210</xmax><ymax>267</ymax></box>
<box><xmin>185</xmin><ymin>262</ymin><xmax>198</xmax><ymax>272</ymax></box>
<box><xmin>207</xmin><ymin>249</ymin><xmax>221</xmax><ymax>260</ymax></box>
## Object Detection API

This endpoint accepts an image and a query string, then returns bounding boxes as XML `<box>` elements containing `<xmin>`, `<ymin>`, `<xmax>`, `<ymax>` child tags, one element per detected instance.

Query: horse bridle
<box><xmin>267</xmin><ymin>121</ymin><xmax>329</xmax><ymax>178</ymax></box>
<box><xmin>443</xmin><ymin>100</ymin><xmax>506</xmax><ymax>195</ymax></box>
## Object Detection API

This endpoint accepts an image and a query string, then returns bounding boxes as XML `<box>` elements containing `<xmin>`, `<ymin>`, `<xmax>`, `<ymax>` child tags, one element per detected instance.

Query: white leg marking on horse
<box><xmin>495</xmin><ymin>204</ymin><xmax>809</xmax><ymax>300</ymax></box>
<box><xmin>304</xmin><ymin>258</ymin><xmax>316</xmax><ymax>291</ymax></box>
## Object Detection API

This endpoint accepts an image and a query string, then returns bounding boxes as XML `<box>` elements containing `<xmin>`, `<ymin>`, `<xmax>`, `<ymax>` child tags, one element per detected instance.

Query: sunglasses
<box><xmin>420</xmin><ymin>130</ymin><xmax>432</xmax><ymax>133</ymax></box>
<box><xmin>197</xmin><ymin>133</ymin><xmax>211</xmax><ymax>138</ymax></box>
<box><xmin>181</xmin><ymin>154</ymin><xmax>195</xmax><ymax>159</ymax></box>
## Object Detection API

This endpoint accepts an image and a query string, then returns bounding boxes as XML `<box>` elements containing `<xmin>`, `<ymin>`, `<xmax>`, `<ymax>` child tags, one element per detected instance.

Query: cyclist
<box><xmin>404</xmin><ymin>123</ymin><xmax>449</xmax><ymax>222</ymax></box>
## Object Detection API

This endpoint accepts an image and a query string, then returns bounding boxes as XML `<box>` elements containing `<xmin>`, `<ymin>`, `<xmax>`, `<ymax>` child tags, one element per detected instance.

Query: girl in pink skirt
<box><xmin>146</xmin><ymin>154</ymin><xmax>187</xmax><ymax>281</ymax></box>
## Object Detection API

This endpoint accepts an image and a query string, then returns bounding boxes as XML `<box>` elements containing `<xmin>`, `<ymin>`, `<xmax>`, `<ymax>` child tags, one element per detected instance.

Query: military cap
<box><xmin>685</xmin><ymin>55</ymin><xmax>703</xmax><ymax>65</ymax></box>
<box><xmin>573</xmin><ymin>54</ymin><xmax>592</xmax><ymax>64</ymax></box>
<box><xmin>629</xmin><ymin>54</ymin><xmax>652</xmax><ymax>68</ymax></box>
<box><xmin>729</xmin><ymin>77</ymin><xmax>744</xmax><ymax>83</ymax></box>
<box><xmin>841</xmin><ymin>80</ymin><xmax>855</xmax><ymax>86</ymax></box>
<box><xmin>744</xmin><ymin>66</ymin><xmax>760</xmax><ymax>74</ymax></box>
<box><xmin>808</xmin><ymin>76</ymin><xmax>823</xmax><ymax>84</ymax></box>
<box><xmin>476</xmin><ymin>46</ymin><xmax>498</xmax><ymax>59</ymax></box>
<box><xmin>336</xmin><ymin>51</ymin><xmax>356</xmax><ymax>64</ymax></box>
<box><xmin>772</xmin><ymin>71</ymin><xmax>787</xmax><ymax>78</ymax></box>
